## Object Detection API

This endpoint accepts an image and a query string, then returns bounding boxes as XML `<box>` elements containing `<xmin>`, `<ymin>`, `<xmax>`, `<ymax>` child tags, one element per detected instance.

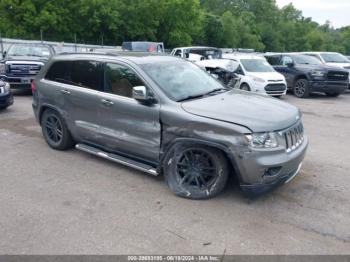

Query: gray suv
<box><xmin>32</xmin><ymin>53</ymin><xmax>308</xmax><ymax>199</ymax></box>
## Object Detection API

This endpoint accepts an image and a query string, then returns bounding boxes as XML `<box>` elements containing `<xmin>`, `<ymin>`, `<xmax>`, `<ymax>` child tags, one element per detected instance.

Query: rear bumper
<box><xmin>309</xmin><ymin>81</ymin><xmax>347</xmax><ymax>94</ymax></box>
<box><xmin>0</xmin><ymin>92</ymin><xmax>14</xmax><ymax>108</ymax></box>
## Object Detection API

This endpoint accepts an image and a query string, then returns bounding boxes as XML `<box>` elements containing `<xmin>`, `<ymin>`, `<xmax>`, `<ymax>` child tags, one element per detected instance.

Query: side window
<box><xmin>235</xmin><ymin>65</ymin><xmax>245</xmax><ymax>75</ymax></box>
<box><xmin>266</xmin><ymin>56</ymin><xmax>281</xmax><ymax>66</ymax></box>
<box><xmin>281</xmin><ymin>56</ymin><xmax>293</xmax><ymax>66</ymax></box>
<box><xmin>70</xmin><ymin>60</ymin><xmax>104</xmax><ymax>91</ymax></box>
<box><xmin>174</xmin><ymin>49</ymin><xmax>182</xmax><ymax>57</ymax></box>
<box><xmin>105</xmin><ymin>63</ymin><xmax>145</xmax><ymax>98</ymax></box>
<box><xmin>45</xmin><ymin>61</ymin><xmax>72</xmax><ymax>83</ymax></box>
<box><xmin>306</xmin><ymin>54</ymin><xmax>322</xmax><ymax>61</ymax></box>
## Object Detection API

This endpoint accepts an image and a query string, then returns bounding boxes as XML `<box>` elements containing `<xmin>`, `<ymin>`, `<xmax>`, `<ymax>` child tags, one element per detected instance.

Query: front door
<box><xmin>98</xmin><ymin>62</ymin><xmax>161</xmax><ymax>163</ymax></box>
<box><xmin>276</xmin><ymin>55</ymin><xmax>296</xmax><ymax>87</ymax></box>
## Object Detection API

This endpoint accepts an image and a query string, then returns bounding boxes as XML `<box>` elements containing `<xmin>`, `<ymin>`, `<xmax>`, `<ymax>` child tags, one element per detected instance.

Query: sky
<box><xmin>276</xmin><ymin>0</ymin><xmax>350</xmax><ymax>28</ymax></box>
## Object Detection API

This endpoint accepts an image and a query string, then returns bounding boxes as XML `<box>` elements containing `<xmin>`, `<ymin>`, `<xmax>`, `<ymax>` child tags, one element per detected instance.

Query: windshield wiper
<box><xmin>177</xmin><ymin>88</ymin><xmax>228</xmax><ymax>102</ymax></box>
<box><xmin>177</xmin><ymin>94</ymin><xmax>206</xmax><ymax>102</ymax></box>
<box><xmin>203</xmin><ymin>88</ymin><xmax>228</xmax><ymax>96</ymax></box>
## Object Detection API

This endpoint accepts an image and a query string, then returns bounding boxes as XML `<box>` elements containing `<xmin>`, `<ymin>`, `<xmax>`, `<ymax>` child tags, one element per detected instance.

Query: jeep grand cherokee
<box><xmin>32</xmin><ymin>53</ymin><xmax>308</xmax><ymax>199</ymax></box>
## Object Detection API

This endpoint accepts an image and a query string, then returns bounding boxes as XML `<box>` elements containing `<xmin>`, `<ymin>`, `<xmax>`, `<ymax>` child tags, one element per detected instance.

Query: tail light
<box><xmin>31</xmin><ymin>81</ymin><xmax>37</xmax><ymax>93</ymax></box>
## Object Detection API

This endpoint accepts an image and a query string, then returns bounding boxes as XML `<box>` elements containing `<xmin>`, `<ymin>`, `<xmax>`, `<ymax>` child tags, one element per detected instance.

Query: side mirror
<box><xmin>132</xmin><ymin>86</ymin><xmax>156</xmax><ymax>104</ymax></box>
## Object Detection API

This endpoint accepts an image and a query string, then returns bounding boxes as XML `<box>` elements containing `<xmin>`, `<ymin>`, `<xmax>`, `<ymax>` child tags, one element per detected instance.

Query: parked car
<box><xmin>265</xmin><ymin>53</ymin><xmax>349</xmax><ymax>98</ymax></box>
<box><xmin>0</xmin><ymin>43</ymin><xmax>55</xmax><ymax>91</ymax></box>
<box><xmin>122</xmin><ymin>41</ymin><xmax>164</xmax><ymax>53</ymax></box>
<box><xmin>32</xmin><ymin>52</ymin><xmax>308</xmax><ymax>199</ymax></box>
<box><xmin>0</xmin><ymin>80</ymin><xmax>13</xmax><ymax>110</ymax></box>
<box><xmin>170</xmin><ymin>47</ymin><xmax>222</xmax><ymax>62</ymax></box>
<box><xmin>300</xmin><ymin>52</ymin><xmax>350</xmax><ymax>89</ymax></box>
<box><xmin>195</xmin><ymin>59</ymin><xmax>241</xmax><ymax>88</ymax></box>
<box><xmin>223</xmin><ymin>53</ymin><xmax>287</xmax><ymax>97</ymax></box>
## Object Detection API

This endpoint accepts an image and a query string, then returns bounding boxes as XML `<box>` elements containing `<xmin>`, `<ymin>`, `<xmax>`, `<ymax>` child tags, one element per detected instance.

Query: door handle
<box><xmin>60</xmin><ymin>89</ymin><xmax>71</xmax><ymax>95</ymax></box>
<box><xmin>101</xmin><ymin>99</ymin><xmax>114</xmax><ymax>106</ymax></box>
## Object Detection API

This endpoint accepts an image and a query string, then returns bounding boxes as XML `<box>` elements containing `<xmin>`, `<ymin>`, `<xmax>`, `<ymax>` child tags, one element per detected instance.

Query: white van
<box><xmin>223</xmin><ymin>53</ymin><xmax>287</xmax><ymax>97</ymax></box>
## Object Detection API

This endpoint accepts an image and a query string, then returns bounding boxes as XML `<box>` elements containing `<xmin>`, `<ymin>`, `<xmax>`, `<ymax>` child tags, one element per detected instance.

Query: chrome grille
<box><xmin>8</xmin><ymin>64</ymin><xmax>42</xmax><ymax>76</ymax></box>
<box><xmin>281</xmin><ymin>121</ymin><xmax>304</xmax><ymax>152</ymax></box>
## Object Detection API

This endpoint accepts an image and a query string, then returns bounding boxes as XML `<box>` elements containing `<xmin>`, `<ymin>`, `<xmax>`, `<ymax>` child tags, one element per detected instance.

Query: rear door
<box><xmin>98</xmin><ymin>62</ymin><xmax>161</xmax><ymax>163</ymax></box>
<box><xmin>58</xmin><ymin>60</ymin><xmax>104</xmax><ymax>144</ymax></box>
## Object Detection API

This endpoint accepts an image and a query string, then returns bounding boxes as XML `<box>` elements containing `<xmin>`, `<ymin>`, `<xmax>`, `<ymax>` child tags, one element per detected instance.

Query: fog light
<box><xmin>263</xmin><ymin>166</ymin><xmax>282</xmax><ymax>177</ymax></box>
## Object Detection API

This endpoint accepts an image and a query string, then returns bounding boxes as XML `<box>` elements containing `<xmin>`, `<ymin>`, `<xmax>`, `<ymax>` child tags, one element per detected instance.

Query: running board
<box><xmin>75</xmin><ymin>143</ymin><xmax>159</xmax><ymax>176</ymax></box>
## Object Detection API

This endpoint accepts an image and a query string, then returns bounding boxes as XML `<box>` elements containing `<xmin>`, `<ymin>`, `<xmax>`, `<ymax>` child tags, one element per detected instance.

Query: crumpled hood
<box><xmin>181</xmin><ymin>90</ymin><xmax>300</xmax><ymax>133</ymax></box>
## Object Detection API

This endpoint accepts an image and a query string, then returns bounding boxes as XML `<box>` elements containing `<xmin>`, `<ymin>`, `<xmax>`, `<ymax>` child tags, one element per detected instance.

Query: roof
<box><xmin>173</xmin><ymin>46</ymin><xmax>220</xmax><ymax>50</ymax></box>
<box><xmin>300</xmin><ymin>51</ymin><xmax>339</xmax><ymax>54</ymax></box>
<box><xmin>53</xmin><ymin>51</ymin><xmax>181</xmax><ymax>65</ymax></box>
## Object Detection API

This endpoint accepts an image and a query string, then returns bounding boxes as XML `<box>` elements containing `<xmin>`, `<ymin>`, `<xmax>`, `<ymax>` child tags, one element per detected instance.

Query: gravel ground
<box><xmin>0</xmin><ymin>91</ymin><xmax>350</xmax><ymax>255</ymax></box>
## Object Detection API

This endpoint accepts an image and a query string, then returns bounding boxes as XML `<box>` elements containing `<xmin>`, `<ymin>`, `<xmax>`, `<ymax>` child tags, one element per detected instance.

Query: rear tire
<box><xmin>41</xmin><ymin>109</ymin><xmax>74</xmax><ymax>150</ymax></box>
<box><xmin>164</xmin><ymin>145</ymin><xmax>229</xmax><ymax>200</ymax></box>
<box><xmin>293</xmin><ymin>79</ymin><xmax>310</xmax><ymax>98</ymax></box>
<box><xmin>325</xmin><ymin>92</ymin><xmax>340</xmax><ymax>97</ymax></box>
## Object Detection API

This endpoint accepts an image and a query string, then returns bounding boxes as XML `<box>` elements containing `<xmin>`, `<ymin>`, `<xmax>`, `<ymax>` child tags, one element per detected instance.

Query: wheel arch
<box><xmin>293</xmin><ymin>74</ymin><xmax>309</xmax><ymax>85</ymax></box>
<box><xmin>38</xmin><ymin>104</ymin><xmax>66</xmax><ymax>125</ymax></box>
<box><xmin>160</xmin><ymin>138</ymin><xmax>243</xmax><ymax>182</ymax></box>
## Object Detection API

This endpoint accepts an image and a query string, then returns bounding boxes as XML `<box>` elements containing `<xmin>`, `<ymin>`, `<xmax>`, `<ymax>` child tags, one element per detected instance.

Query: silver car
<box><xmin>32</xmin><ymin>53</ymin><xmax>308</xmax><ymax>199</ymax></box>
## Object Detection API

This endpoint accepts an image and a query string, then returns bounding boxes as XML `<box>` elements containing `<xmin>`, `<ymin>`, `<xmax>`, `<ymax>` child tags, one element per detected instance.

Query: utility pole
<box><xmin>74</xmin><ymin>34</ymin><xmax>77</xmax><ymax>52</ymax></box>
<box><xmin>0</xmin><ymin>32</ymin><xmax>3</xmax><ymax>55</ymax></box>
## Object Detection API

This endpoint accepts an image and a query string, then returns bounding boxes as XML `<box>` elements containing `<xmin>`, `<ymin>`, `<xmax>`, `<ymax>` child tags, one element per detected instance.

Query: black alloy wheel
<box><xmin>293</xmin><ymin>79</ymin><xmax>310</xmax><ymax>98</ymax></box>
<box><xmin>164</xmin><ymin>145</ymin><xmax>229</xmax><ymax>199</ymax></box>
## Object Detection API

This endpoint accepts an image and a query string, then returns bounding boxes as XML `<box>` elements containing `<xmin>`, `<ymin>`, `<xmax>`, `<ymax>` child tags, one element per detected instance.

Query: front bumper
<box><xmin>309</xmin><ymin>80</ymin><xmax>347</xmax><ymax>94</ymax></box>
<box><xmin>250</xmin><ymin>82</ymin><xmax>287</xmax><ymax>97</ymax></box>
<box><xmin>0</xmin><ymin>74</ymin><xmax>34</xmax><ymax>89</ymax></box>
<box><xmin>0</xmin><ymin>92</ymin><xmax>14</xmax><ymax>108</ymax></box>
<box><xmin>234</xmin><ymin>136</ymin><xmax>308</xmax><ymax>197</ymax></box>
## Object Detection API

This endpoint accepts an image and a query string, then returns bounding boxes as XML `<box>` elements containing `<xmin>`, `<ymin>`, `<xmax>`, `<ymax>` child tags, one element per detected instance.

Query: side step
<box><xmin>76</xmin><ymin>143</ymin><xmax>159</xmax><ymax>176</ymax></box>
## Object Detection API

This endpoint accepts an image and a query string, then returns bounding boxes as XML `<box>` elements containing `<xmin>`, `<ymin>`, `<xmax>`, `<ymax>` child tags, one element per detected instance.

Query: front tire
<box><xmin>293</xmin><ymin>79</ymin><xmax>310</xmax><ymax>98</ymax></box>
<box><xmin>41</xmin><ymin>109</ymin><xmax>74</xmax><ymax>150</ymax></box>
<box><xmin>164</xmin><ymin>145</ymin><xmax>229</xmax><ymax>199</ymax></box>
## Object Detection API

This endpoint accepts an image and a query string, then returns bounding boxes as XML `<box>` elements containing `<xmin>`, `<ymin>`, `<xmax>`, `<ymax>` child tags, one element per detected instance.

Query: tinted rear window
<box><xmin>70</xmin><ymin>61</ymin><xmax>104</xmax><ymax>91</ymax></box>
<box><xmin>45</xmin><ymin>60</ymin><xmax>104</xmax><ymax>91</ymax></box>
<box><xmin>46</xmin><ymin>61</ymin><xmax>72</xmax><ymax>83</ymax></box>
<box><xmin>265</xmin><ymin>56</ymin><xmax>281</xmax><ymax>66</ymax></box>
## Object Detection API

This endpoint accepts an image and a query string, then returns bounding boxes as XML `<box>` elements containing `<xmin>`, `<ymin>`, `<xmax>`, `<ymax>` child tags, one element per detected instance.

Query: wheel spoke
<box><xmin>180</xmin><ymin>173</ymin><xmax>191</xmax><ymax>185</ymax></box>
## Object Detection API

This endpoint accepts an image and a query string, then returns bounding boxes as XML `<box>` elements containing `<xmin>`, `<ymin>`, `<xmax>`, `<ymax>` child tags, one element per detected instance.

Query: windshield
<box><xmin>293</xmin><ymin>55</ymin><xmax>322</xmax><ymax>65</ymax></box>
<box><xmin>7</xmin><ymin>44</ymin><xmax>52</xmax><ymax>58</ymax></box>
<box><xmin>321</xmin><ymin>53</ymin><xmax>349</xmax><ymax>63</ymax></box>
<box><xmin>141</xmin><ymin>60</ymin><xmax>225</xmax><ymax>101</ymax></box>
<box><xmin>240</xmin><ymin>59</ymin><xmax>275</xmax><ymax>72</ymax></box>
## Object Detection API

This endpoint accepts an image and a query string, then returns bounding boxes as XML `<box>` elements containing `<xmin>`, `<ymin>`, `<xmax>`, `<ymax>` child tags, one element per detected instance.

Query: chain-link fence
<box><xmin>0</xmin><ymin>32</ymin><xmax>121</xmax><ymax>55</ymax></box>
